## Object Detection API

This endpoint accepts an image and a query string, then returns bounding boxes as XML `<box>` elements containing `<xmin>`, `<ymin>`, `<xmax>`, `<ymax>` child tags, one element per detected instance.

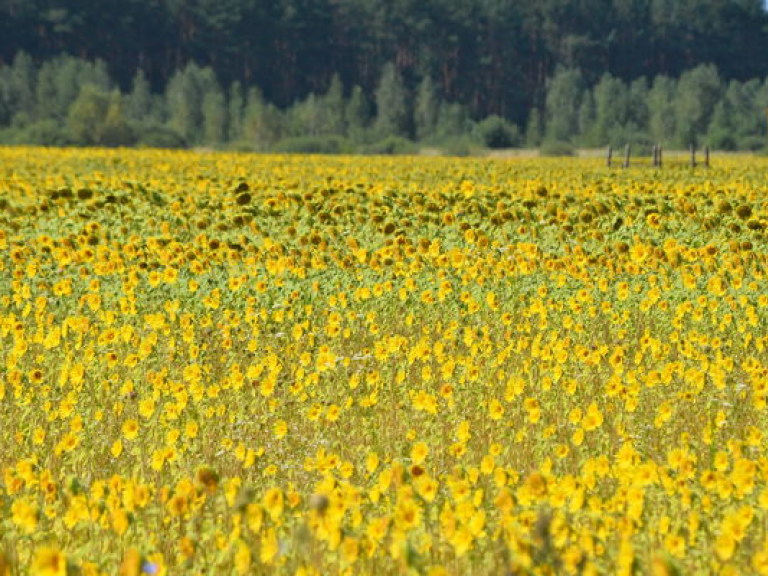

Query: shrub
<box><xmin>272</xmin><ymin>135</ymin><xmax>351</xmax><ymax>154</ymax></box>
<box><xmin>136</xmin><ymin>125</ymin><xmax>187</xmax><ymax>149</ymax></box>
<box><xmin>539</xmin><ymin>140</ymin><xmax>575</xmax><ymax>157</ymax></box>
<box><xmin>436</xmin><ymin>136</ymin><xmax>481</xmax><ymax>157</ymax></box>
<box><xmin>16</xmin><ymin>120</ymin><xmax>72</xmax><ymax>146</ymax></box>
<box><xmin>707</xmin><ymin>129</ymin><xmax>738</xmax><ymax>151</ymax></box>
<box><xmin>739</xmin><ymin>135</ymin><xmax>765</xmax><ymax>152</ymax></box>
<box><xmin>359</xmin><ymin>136</ymin><xmax>416</xmax><ymax>155</ymax></box>
<box><xmin>476</xmin><ymin>115</ymin><xmax>521</xmax><ymax>149</ymax></box>
<box><xmin>226</xmin><ymin>140</ymin><xmax>257</xmax><ymax>153</ymax></box>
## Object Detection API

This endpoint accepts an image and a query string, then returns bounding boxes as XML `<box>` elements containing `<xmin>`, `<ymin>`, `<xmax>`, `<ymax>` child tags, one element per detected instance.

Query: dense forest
<box><xmin>1</xmin><ymin>0</ymin><xmax>768</xmax><ymax>152</ymax></box>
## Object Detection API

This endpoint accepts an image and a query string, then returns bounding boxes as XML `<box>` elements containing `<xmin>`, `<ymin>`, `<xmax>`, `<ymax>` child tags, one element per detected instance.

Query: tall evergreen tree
<box><xmin>577</xmin><ymin>91</ymin><xmax>596</xmax><ymax>146</ymax></box>
<box><xmin>592</xmin><ymin>74</ymin><xmax>628</xmax><ymax>145</ymax></box>
<box><xmin>435</xmin><ymin>101</ymin><xmax>471</xmax><ymax>140</ymax></box>
<box><xmin>227</xmin><ymin>81</ymin><xmax>245</xmax><ymax>142</ymax></box>
<box><xmin>244</xmin><ymin>87</ymin><xmax>283</xmax><ymax>149</ymax></box>
<box><xmin>35</xmin><ymin>56</ymin><xmax>110</xmax><ymax>122</ymax></box>
<box><xmin>202</xmin><ymin>87</ymin><xmax>227</xmax><ymax>145</ymax></box>
<box><xmin>345</xmin><ymin>85</ymin><xmax>370</xmax><ymax>142</ymax></box>
<box><xmin>414</xmin><ymin>76</ymin><xmax>439</xmax><ymax>141</ymax></box>
<box><xmin>648</xmin><ymin>75</ymin><xmax>677</xmax><ymax>145</ymax></box>
<box><xmin>522</xmin><ymin>106</ymin><xmax>541</xmax><ymax>147</ymax></box>
<box><xmin>125</xmin><ymin>69</ymin><xmax>153</xmax><ymax>124</ymax></box>
<box><xmin>9</xmin><ymin>52</ymin><xmax>36</xmax><ymax>121</ymax></box>
<box><xmin>545</xmin><ymin>67</ymin><xmax>584</xmax><ymax>142</ymax></box>
<box><xmin>374</xmin><ymin>62</ymin><xmax>409</xmax><ymax>138</ymax></box>
<box><xmin>166</xmin><ymin>63</ymin><xmax>222</xmax><ymax>146</ymax></box>
<box><xmin>66</xmin><ymin>84</ymin><xmax>110</xmax><ymax>145</ymax></box>
<box><xmin>321</xmin><ymin>74</ymin><xmax>346</xmax><ymax>136</ymax></box>
<box><xmin>674</xmin><ymin>64</ymin><xmax>722</xmax><ymax>147</ymax></box>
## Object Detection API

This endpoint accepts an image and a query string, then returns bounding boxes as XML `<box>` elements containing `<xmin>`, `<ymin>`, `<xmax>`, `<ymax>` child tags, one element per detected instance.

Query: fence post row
<box><xmin>605</xmin><ymin>143</ymin><xmax>711</xmax><ymax>169</ymax></box>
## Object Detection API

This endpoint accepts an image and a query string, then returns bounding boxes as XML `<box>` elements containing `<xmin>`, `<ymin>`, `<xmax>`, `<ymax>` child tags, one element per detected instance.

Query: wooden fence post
<box><xmin>658</xmin><ymin>145</ymin><xmax>662</xmax><ymax>168</ymax></box>
<box><xmin>607</xmin><ymin>145</ymin><xmax>612</xmax><ymax>168</ymax></box>
<box><xmin>704</xmin><ymin>146</ymin><xmax>710</xmax><ymax>168</ymax></box>
<box><xmin>690</xmin><ymin>144</ymin><xmax>696</xmax><ymax>168</ymax></box>
<box><xmin>623</xmin><ymin>144</ymin><xmax>631</xmax><ymax>168</ymax></box>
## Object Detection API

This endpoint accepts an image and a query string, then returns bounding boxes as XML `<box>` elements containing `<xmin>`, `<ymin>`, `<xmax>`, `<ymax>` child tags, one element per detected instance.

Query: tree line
<box><xmin>1</xmin><ymin>53</ymin><xmax>767</xmax><ymax>153</ymax></box>
<box><xmin>3</xmin><ymin>0</ymin><xmax>768</xmax><ymax>118</ymax></box>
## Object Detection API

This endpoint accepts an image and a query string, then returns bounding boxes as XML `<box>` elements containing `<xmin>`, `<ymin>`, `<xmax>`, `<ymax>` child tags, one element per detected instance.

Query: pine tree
<box><xmin>648</xmin><ymin>76</ymin><xmax>677</xmax><ymax>144</ymax></box>
<box><xmin>414</xmin><ymin>76</ymin><xmax>439</xmax><ymax>141</ymax></box>
<box><xmin>674</xmin><ymin>64</ymin><xmax>722</xmax><ymax>148</ymax></box>
<box><xmin>227</xmin><ymin>81</ymin><xmax>245</xmax><ymax>142</ymax></box>
<box><xmin>10</xmin><ymin>52</ymin><xmax>36</xmax><ymax>121</ymax></box>
<box><xmin>345</xmin><ymin>85</ymin><xmax>370</xmax><ymax>142</ymax></box>
<box><xmin>322</xmin><ymin>74</ymin><xmax>346</xmax><ymax>135</ymax></box>
<box><xmin>244</xmin><ymin>87</ymin><xmax>283</xmax><ymax>149</ymax></box>
<box><xmin>374</xmin><ymin>62</ymin><xmax>409</xmax><ymax>138</ymax></box>
<box><xmin>545</xmin><ymin>67</ymin><xmax>584</xmax><ymax>142</ymax></box>
<box><xmin>101</xmin><ymin>91</ymin><xmax>136</xmax><ymax>146</ymax></box>
<box><xmin>67</xmin><ymin>84</ymin><xmax>110</xmax><ymax>145</ymax></box>
<box><xmin>126</xmin><ymin>69</ymin><xmax>153</xmax><ymax>124</ymax></box>
<box><xmin>166</xmin><ymin>64</ymin><xmax>222</xmax><ymax>146</ymax></box>
<box><xmin>202</xmin><ymin>87</ymin><xmax>227</xmax><ymax>145</ymax></box>
<box><xmin>592</xmin><ymin>74</ymin><xmax>628</xmax><ymax>145</ymax></box>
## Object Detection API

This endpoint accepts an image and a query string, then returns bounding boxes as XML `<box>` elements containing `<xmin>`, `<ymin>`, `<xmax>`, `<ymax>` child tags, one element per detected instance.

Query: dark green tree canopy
<box><xmin>2</xmin><ymin>1</ymin><xmax>768</xmax><ymax>151</ymax></box>
<box><xmin>1</xmin><ymin>0</ymin><xmax>767</xmax><ymax>121</ymax></box>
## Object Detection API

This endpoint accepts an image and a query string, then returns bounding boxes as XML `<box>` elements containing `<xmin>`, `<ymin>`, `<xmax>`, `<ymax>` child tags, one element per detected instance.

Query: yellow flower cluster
<box><xmin>1</xmin><ymin>147</ymin><xmax>768</xmax><ymax>574</ymax></box>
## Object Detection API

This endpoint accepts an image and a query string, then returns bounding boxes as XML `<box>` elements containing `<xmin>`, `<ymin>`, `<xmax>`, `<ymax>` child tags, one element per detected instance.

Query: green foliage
<box><xmin>577</xmin><ymin>92</ymin><xmax>596</xmax><ymax>147</ymax></box>
<box><xmin>345</xmin><ymin>85</ymin><xmax>371</xmax><ymax>143</ymax></box>
<box><xmin>359</xmin><ymin>136</ymin><xmax>417</xmax><ymax>155</ymax></box>
<box><xmin>707</xmin><ymin>127</ymin><xmax>739</xmax><ymax>151</ymax></box>
<box><xmin>475</xmin><ymin>115</ymin><xmax>521</xmax><ymax>149</ymax></box>
<box><xmin>737</xmin><ymin>135</ymin><xmax>766</xmax><ymax>152</ymax></box>
<box><xmin>0</xmin><ymin>52</ymin><xmax>36</xmax><ymax>125</ymax></box>
<box><xmin>272</xmin><ymin>135</ymin><xmax>351</xmax><ymax>154</ymax></box>
<box><xmin>435</xmin><ymin>102</ymin><xmax>472</xmax><ymax>140</ymax></box>
<box><xmin>66</xmin><ymin>86</ymin><xmax>135</xmax><ymax>147</ymax></box>
<box><xmin>321</xmin><ymin>74</ymin><xmax>346</xmax><ymax>136</ymax></box>
<box><xmin>135</xmin><ymin>125</ymin><xmax>186</xmax><ymax>149</ymax></box>
<box><xmin>539</xmin><ymin>140</ymin><xmax>575</xmax><ymax>157</ymax></box>
<box><xmin>707</xmin><ymin>79</ymin><xmax>767</xmax><ymax>149</ymax></box>
<box><xmin>285</xmin><ymin>89</ymin><xmax>345</xmax><ymax>138</ymax></box>
<box><xmin>33</xmin><ymin>57</ymin><xmax>109</xmax><ymax>126</ymax></box>
<box><xmin>435</xmin><ymin>135</ymin><xmax>482</xmax><ymax>157</ymax></box>
<box><xmin>627</xmin><ymin>79</ymin><xmax>650</xmax><ymax>137</ymax></box>
<box><xmin>1</xmin><ymin>45</ymin><xmax>768</xmax><ymax>152</ymax></box>
<box><xmin>15</xmin><ymin>119</ymin><xmax>72</xmax><ymax>146</ymax></box>
<box><xmin>675</xmin><ymin>64</ymin><xmax>722</xmax><ymax>147</ymax></box>
<box><xmin>592</xmin><ymin>74</ymin><xmax>629</xmax><ymax>145</ymax></box>
<box><xmin>1</xmin><ymin>0</ymin><xmax>768</xmax><ymax>130</ymax></box>
<box><xmin>414</xmin><ymin>76</ymin><xmax>439</xmax><ymax>142</ymax></box>
<box><xmin>648</xmin><ymin>76</ymin><xmax>677</xmax><ymax>145</ymax></box>
<box><xmin>202</xmin><ymin>88</ymin><xmax>227</xmax><ymax>145</ymax></box>
<box><xmin>125</xmin><ymin>70</ymin><xmax>154</xmax><ymax>124</ymax></box>
<box><xmin>525</xmin><ymin>108</ymin><xmax>544</xmax><ymax>147</ymax></box>
<box><xmin>374</xmin><ymin>62</ymin><xmax>409</xmax><ymax>138</ymax></box>
<box><xmin>545</xmin><ymin>67</ymin><xmax>584</xmax><ymax>143</ymax></box>
<box><xmin>227</xmin><ymin>82</ymin><xmax>246</xmax><ymax>143</ymax></box>
<box><xmin>243</xmin><ymin>88</ymin><xmax>284</xmax><ymax>150</ymax></box>
<box><xmin>166</xmin><ymin>64</ymin><xmax>222</xmax><ymax>146</ymax></box>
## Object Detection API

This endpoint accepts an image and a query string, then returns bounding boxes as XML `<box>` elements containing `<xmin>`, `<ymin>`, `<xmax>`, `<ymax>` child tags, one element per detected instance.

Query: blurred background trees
<box><xmin>1</xmin><ymin>0</ymin><xmax>768</xmax><ymax>151</ymax></box>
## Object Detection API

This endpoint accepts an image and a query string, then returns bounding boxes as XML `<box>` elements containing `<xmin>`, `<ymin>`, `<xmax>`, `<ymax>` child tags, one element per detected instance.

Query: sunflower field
<box><xmin>1</xmin><ymin>148</ymin><xmax>768</xmax><ymax>575</ymax></box>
